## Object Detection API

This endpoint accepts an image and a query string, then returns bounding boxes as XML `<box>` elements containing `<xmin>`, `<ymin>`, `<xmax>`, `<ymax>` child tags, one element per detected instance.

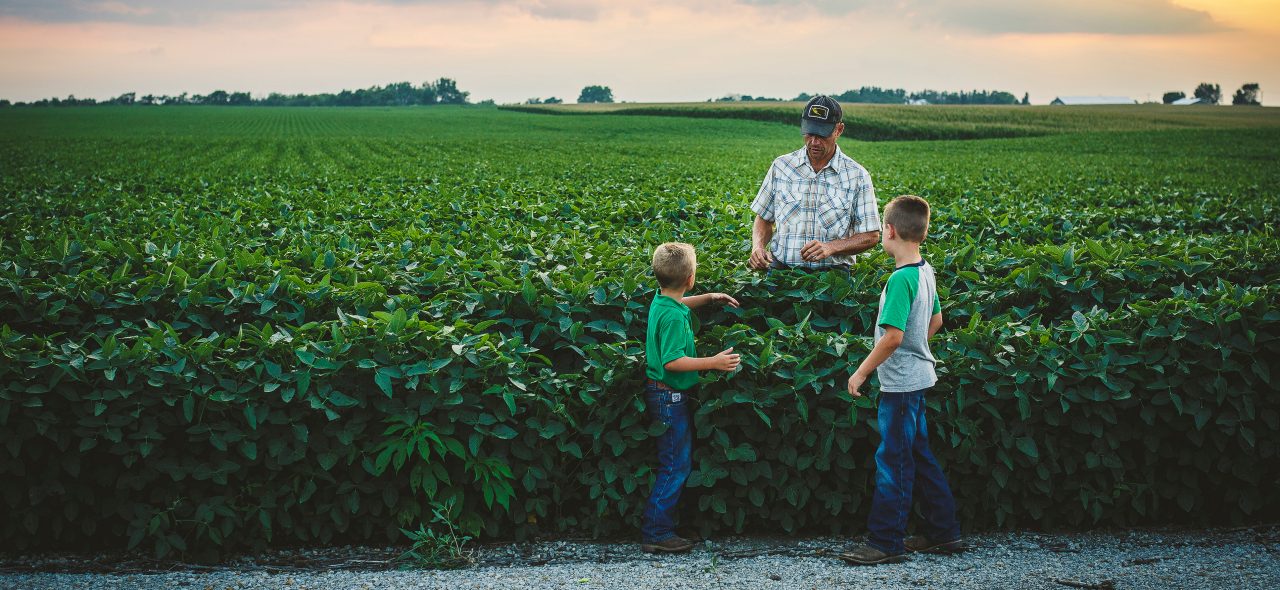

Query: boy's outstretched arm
<box><xmin>681</xmin><ymin>292</ymin><xmax>740</xmax><ymax>309</ymax></box>
<box><xmin>665</xmin><ymin>348</ymin><xmax>740</xmax><ymax>373</ymax></box>
<box><xmin>847</xmin><ymin>327</ymin><xmax>904</xmax><ymax>396</ymax></box>
<box><xmin>928</xmin><ymin>312</ymin><xmax>942</xmax><ymax>339</ymax></box>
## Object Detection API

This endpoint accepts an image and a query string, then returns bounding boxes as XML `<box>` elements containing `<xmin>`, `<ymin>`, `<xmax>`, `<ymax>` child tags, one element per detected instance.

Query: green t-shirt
<box><xmin>645</xmin><ymin>291</ymin><xmax>698</xmax><ymax>390</ymax></box>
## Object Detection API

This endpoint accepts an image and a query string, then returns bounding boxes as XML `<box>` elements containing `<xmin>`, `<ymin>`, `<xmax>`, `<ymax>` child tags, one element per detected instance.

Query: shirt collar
<box><xmin>654</xmin><ymin>290</ymin><xmax>689</xmax><ymax>311</ymax></box>
<box><xmin>790</xmin><ymin>146</ymin><xmax>846</xmax><ymax>175</ymax></box>
<box><xmin>894</xmin><ymin>258</ymin><xmax>926</xmax><ymax>271</ymax></box>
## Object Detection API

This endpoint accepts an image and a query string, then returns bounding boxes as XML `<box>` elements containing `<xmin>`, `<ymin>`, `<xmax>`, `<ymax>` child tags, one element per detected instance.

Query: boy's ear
<box><xmin>884</xmin><ymin>223</ymin><xmax>896</xmax><ymax>240</ymax></box>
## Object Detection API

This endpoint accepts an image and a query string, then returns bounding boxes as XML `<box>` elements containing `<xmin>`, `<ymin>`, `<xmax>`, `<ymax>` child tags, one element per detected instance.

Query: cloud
<box><xmin>0</xmin><ymin>0</ymin><xmax>604</xmax><ymax>24</ymax></box>
<box><xmin>740</xmin><ymin>0</ymin><xmax>1225</xmax><ymax>35</ymax></box>
<box><xmin>0</xmin><ymin>0</ymin><xmax>292</xmax><ymax>24</ymax></box>
<box><xmin>2</xmin><ymin>0</ymin><xmax>1225</xmax><ymax>33</ymax></box>
<box><xmin>519</xmin><ymin>0</ymin><xmax>600</xmax><ymax>21</ymax></box>
<box><xmin>934</xmin><ymin>0</ymin><xmax>1225</xmax><ymax>35</ymax></box>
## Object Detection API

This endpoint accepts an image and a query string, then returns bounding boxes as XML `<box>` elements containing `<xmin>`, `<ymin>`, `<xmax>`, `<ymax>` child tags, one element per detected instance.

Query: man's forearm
<box><xmin>752</xmin><ymin>216</ymin><xmax>774</xmax><ymax>250</ymax></box>
<box><xmin>829</xmin><ymin>230</ymin><xmax>880</xmax><ymax>257</ymax></box>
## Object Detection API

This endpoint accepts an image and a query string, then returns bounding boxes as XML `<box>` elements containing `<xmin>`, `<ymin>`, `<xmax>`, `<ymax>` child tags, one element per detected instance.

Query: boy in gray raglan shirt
<box><xmin>838</xmin><ymin>195</ymin><xmax>964</xmax><ymax>566</ymax></box>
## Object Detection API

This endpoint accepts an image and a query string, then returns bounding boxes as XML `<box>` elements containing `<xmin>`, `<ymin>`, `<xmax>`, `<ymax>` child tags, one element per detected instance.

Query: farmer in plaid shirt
<box><xmin>749</xmin><ymin>96</ymin><xmax>881</xmax><ymax>271</ymax></box>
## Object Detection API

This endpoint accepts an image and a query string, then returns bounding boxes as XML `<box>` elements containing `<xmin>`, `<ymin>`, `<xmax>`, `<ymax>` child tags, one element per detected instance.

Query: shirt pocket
<box><xmin>775</xmin><ymin>190</ymin><xmax>803</xmax><ymax>228</ymax></box>
<box><xmin>817</xmin><ymin>187</ymin><xmax>854</xmax><ymax>238</ymax></box>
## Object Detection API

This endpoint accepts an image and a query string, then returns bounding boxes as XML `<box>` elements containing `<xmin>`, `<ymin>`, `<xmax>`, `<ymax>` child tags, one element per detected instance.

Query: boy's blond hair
<box><xmin>652</xmin><ymin>242</ymin><xmax>696</xmax><ymax>288</ymax></box>
<box><xmin>884</xmin><ymin>195</ymin><xmax>931</xmax><ymax>243</ymax></box>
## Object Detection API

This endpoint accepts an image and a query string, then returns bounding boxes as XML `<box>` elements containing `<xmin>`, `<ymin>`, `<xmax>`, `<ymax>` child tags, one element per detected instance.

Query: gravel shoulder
<box><xmin>3</xmin><ymin>528</ymin><xmax>1277</xmax><ymax>590</ymax></box>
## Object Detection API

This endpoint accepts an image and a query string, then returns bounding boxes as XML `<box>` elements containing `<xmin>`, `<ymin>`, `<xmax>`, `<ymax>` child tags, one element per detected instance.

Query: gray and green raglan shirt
<box><xmin>874</xmin><ymin>259</ymin><xmax>941</xmax><ymax>393</ymax></box>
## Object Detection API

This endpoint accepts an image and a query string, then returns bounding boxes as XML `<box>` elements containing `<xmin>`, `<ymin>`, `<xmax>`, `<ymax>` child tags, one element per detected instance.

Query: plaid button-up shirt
<box><xmin>750</xmin><ymin>147</ymin><xmax>880</xmax><ymax>268</ymax></box>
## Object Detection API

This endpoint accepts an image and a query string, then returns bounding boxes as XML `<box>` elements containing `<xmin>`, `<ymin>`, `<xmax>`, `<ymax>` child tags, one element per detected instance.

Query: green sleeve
<box><xmin>656</xmin><ymin>316</ymin><xmax>692</xmax><ymax>366</ymax></box>
<box><xmin>933</xmin><ymin>293</ymin><xmax>941</xmax><ymax>315</ymax></box>
<box><xmin>879</xmin><ymin>269</ymin><xmax>917</xmax><ymax>331</ymax></box>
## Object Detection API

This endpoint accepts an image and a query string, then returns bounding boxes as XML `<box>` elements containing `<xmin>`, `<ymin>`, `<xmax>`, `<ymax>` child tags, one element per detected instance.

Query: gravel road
<box><xmin>3</xmin><ymin>528</ymin><xmax>1277</xmax><ymax>589</ymax></box>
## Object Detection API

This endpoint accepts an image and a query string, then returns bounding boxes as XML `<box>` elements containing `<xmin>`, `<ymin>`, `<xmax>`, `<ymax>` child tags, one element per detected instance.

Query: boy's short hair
<box><xmin>884</xmin><ymin>195</ymin><xmax>931</xmax><ymax>243</ymax></box>
<box><xmin>652</xmin><ymin>242</ymin><xmax>696</xmax><ymax>288</ymax></box>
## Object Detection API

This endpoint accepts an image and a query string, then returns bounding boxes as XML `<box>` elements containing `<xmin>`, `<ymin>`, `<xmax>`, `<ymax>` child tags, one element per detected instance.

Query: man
<box><xmin>749</xmin><ymin>96</ymin><xmax>880</xmax><ymax>271</ymax></box>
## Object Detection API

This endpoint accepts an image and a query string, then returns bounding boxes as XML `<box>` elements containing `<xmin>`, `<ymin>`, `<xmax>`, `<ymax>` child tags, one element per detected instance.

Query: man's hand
<box><xmin>711</xmin><ymin>348</ymin><xmax>741</xmax><ymax>372</ymax></box>
<box><xmin>709</xmin><ymin>293</ymin><xmax>740</xmax><ymax>308</ymax></box>
<box><xmin>800</xmin><ymin>240</ymin><xmax>835</xmax><ymax>262</ymax></box>
<box><xmin>847</xmin><ymin>371</ymin><xmax>868</xmax><ymax>397</ymax></box>
<box><xmin>749</xmin><ymin>246</ymin><xmax>774</xmax><ymax>270</ymax></box>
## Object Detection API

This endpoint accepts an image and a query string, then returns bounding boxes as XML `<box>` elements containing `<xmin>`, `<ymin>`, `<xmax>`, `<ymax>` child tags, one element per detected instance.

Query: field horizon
<box><xmin>500</xmin><ymin>101</ymin><xmax>1280</xmax><ymax>141</ymax></box>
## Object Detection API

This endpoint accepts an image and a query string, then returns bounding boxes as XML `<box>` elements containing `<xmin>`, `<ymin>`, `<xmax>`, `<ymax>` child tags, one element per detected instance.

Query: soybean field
<box><xmin>1</xmin><ymin>105</ymin><xmax>1277</xmax><ymax>560</ymax></box>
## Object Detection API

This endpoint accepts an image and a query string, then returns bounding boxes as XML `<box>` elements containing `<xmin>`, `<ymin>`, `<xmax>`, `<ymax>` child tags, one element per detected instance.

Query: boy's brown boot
<box><xmin>904</xmin><ymin>535</ymin><xmax>966</xmax><ymax>554</ymax></box>
<box><xmin>838</xmin><ymin>543</ymin><xmax>908</xmax><ymax>565</ymax></box>
<box><xmin>676</xmin><ymin>527</ymin><xmax>705</xmax><ymax>543</ymax></box>
<box><xmin>641</xmin><ymin>536</ymin><xmax>696</xmax><ymax>554</ymax></box>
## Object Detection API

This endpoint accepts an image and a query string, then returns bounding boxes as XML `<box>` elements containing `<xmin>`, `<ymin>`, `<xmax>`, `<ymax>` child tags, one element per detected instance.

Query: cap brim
<box><xmin>800</xmin><ymin>119</ymin><xmax>836</xmax><ymax>137</ymax></box>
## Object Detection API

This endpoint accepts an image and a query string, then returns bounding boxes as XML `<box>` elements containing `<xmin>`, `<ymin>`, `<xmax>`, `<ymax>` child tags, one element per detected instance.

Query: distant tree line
<box><xmin>522</xmin><ymin>86</ymin><xmax>612</xmax><ymax>105</ymax></box>
<box><xmin>1161</xmin><ymin>82</ymin><xmax>1261</xmax><ymax>105</ymax></box>
<box><xmin>713</xmin><ymin>86</ymin><xmax>1024</xmax><ymax>105</ymax></box>
<box><xmin>713</xmin><ymin>94</ymin><xmax>785</xmax><ymax>102</ymax></box>
<box><xmin>0</xmin><ymin>79</ymin><xmax>470</xmax><ymax>107</ymax></box>
<box><xmin>577</xmin><ymin>85</ymin><xmax>614</xmax><ymax>104</ymax></box>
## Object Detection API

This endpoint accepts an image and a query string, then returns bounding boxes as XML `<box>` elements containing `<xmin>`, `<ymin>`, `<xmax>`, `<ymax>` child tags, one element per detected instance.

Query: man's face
<box><xmin>804</xmin><ymin>122</ymin><xmax>844</xmax><ymax>163</ymax></box>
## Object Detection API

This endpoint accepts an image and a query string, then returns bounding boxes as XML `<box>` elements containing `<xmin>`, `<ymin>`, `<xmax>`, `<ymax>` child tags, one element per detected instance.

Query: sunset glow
<box><xmin>0</xmin><ymin>0</ymin><xmax>1276</xmax><ymax>105</ymax></box>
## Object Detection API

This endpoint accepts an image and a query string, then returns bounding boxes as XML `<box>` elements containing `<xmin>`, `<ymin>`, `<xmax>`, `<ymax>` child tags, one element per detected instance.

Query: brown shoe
<box><xmin>838</xmin><ymin>543</ymin><xmax>908</xmax><ymax>565</ymax></box>
<box><xmin>904</xmin><ymin>535</ymin><xmax>966</xmax><ymax>554</ymax></box>
<box><xmin>641</xmin><ymin>536</ymin><xmax>695</xmax><ymax>554</ymax></box>
<box><xmin>676</xmin><ymin>528</ymin><xmax>705</xmax><ymax>543</ymax></box>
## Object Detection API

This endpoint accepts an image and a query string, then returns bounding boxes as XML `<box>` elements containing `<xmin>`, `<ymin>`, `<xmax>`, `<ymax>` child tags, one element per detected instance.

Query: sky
<box><xmin>0</xmin><ymin>0</ymin><xmax>1277</xmax><ymax>105</ymax></box>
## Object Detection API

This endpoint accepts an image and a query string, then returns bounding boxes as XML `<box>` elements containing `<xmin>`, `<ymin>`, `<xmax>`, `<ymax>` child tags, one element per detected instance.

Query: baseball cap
<box><xmin>800</xmin><ymin>95</ymin><xmax>842</xmax><ymax>137</ymax></box>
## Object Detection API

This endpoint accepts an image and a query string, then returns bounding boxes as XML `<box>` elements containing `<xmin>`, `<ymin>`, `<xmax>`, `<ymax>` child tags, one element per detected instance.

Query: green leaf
<box><xmin>491</xmin><ymin>425</ymin><xmax>518</xmax><ymax>440</ymax></box>
<box><xmin>318</xmin><ymin>453</ymin><xmax>339</xmax><ymax>471</ymax></box>
<box><xmin>1015</xmin><ymin>436</ymin><xmax>1038</xmax><ymax>459</ymax></box>
<box><xmin>1071</xmin><ymin>311</ymin><xmax>1088</xmax><ymax>332</ymax></box>
<box><xmin>752</xmin><ymin>406</ymin><xmax>772</xmax><ymax>429</ymax></box>
<box><xmin>374</xmin><ymin>371</ymin><xmax>393</xmax><ymax>398</ymax></box>
<box><xmin>328</xmin><ymin>391</ymin><xmax>359</xmax><ymax>408</ymax></box>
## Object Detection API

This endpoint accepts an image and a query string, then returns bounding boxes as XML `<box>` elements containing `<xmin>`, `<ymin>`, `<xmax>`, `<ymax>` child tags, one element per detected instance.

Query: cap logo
<box><xmin>807</xmin><ymin>105</ymin><xmax>829</xmax><ymax>120</ymax></box>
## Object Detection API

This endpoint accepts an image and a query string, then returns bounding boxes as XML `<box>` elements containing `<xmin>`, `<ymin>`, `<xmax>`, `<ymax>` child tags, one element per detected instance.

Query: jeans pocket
<box><xmin>645</xmin><ymin>388</ymin><xmax>674</xmax><ymax>425</ymax></box>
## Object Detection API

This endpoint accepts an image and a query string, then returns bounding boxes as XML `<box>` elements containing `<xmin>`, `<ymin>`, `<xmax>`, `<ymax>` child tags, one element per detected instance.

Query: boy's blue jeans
<box><xmin>641</xmin><ymin>381</ymin><xmax>692</xmax><ymax>543</ymax></box>
<box><xmin>867</xmin><ymin>388</ymin><xmax>961</xmax><ymax>554</ymax></box>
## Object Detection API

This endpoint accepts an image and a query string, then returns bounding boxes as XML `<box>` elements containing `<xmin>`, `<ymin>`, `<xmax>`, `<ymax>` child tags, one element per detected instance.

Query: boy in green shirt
<box><xmin>839</xmin><ymin>195</ymin><xmax>964</xmax><ymax>565</ymax></box>
<box><xmin>642</xmin><ymin>242</ymin><xmax>741</xmax><ymax>553</ymax></box>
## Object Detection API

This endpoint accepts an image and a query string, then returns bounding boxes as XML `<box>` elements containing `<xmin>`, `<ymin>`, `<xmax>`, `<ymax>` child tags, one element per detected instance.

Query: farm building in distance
<box><xmin>1171</xmin><ymin>97</ymin><xmax>1208</xmax><ymax>105</ymax></box>
<box><xmin>1050</xmin><ymin>96</ymin><xmax>1138</xmax><ymax>105</ymax></box>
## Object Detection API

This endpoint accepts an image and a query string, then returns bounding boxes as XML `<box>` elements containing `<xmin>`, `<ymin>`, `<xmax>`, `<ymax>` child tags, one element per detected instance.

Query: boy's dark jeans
<box><xmin>641</xmin><ymin>381</ymin><xmax>692</xmax><ymax>543</ymax></box>
<box><xmin>867</xmin><ymin>388</ymin><xmax>961</xmax><ymax>554</ymax></box>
